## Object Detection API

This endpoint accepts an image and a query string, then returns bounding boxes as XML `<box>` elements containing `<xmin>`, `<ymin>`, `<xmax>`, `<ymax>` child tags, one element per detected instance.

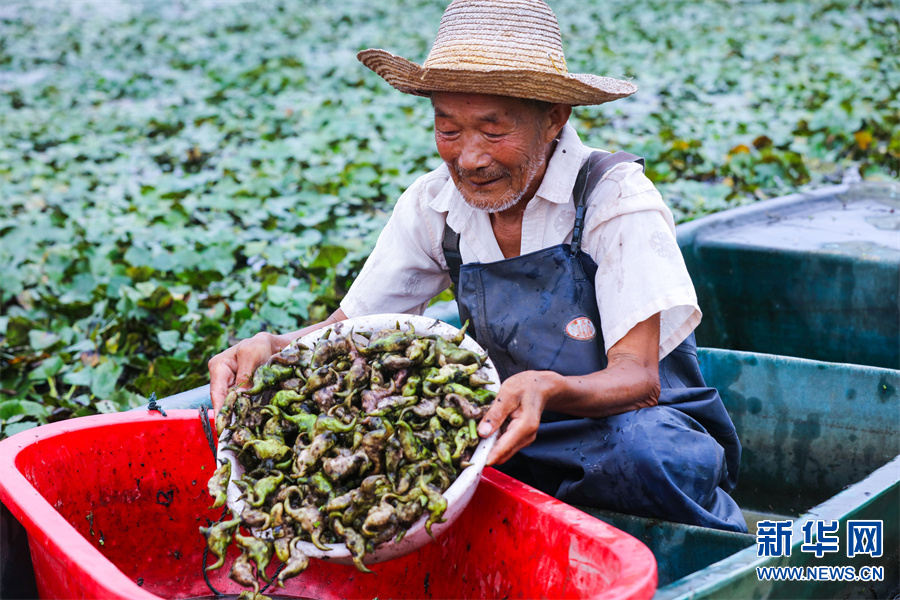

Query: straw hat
<box><xmin>357</xmin><ymin>0</ymin><xmax>637</xmax><ymax>106</ymax></box>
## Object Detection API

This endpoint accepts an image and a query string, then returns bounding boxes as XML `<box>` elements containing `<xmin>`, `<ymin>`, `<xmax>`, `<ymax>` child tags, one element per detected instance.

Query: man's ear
<box><xmin>545</xmin><ymin>103</ymin><xmax>572</xmax><ymax>143</ymax></box>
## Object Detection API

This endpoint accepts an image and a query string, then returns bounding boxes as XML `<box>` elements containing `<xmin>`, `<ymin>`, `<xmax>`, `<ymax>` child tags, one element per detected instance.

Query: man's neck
<box><xmin>484</xmin><ymin>134</ymin><xmax>561</xmax><ymax>259</ymax></box>
<box><xmin>490</xmin><ymin>197</ymin><xmax>530</xmax><ymax>259</ymax></box>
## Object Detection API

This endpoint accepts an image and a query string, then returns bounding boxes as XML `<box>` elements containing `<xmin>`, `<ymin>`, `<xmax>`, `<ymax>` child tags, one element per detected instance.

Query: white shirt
<box><xmin>340</xmin><ymin>123</ymin><xmax>700</xmax><ymax>359</ymax></box>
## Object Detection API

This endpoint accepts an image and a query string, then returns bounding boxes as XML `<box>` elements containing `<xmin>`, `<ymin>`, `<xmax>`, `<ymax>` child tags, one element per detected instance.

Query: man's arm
<box><xmin>477</xmin><ymin>312</ymin><xmax>661</xmax><ymax>466</ymax></box>
<box><xmin>207</xmin><ymin>308</ymin><xmax>348</xmax><ymax>412</ymax></box>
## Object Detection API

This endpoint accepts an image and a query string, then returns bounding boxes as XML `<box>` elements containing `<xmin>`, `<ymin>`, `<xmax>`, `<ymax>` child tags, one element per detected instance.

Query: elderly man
<box><xmin>210</xmin><ymin>0</ymin><xmax>747</xmax><ymax>533</ymax></box>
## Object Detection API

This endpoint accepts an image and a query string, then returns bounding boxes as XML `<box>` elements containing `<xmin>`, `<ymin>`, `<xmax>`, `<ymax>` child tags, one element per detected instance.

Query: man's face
<box><xmin>432</xmin><ymin>92</ymin><xmax>561</xmax><ymax>213</ymax></box>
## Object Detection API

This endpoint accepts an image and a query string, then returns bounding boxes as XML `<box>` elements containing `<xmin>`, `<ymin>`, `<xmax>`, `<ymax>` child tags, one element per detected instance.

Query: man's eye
<box><xmin>484</xmin><ymin>132</ymin><xmax>505</xmax><ymax>139</ymax></box>
<box><xmin>437</xmin><ymin>130</ymin><xmax>459</xmax><ymax>136</ymax></box>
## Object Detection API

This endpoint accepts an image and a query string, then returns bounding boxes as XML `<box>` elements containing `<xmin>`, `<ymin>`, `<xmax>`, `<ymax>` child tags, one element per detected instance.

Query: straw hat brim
<box><xmin>358</xmin><ymin>49</ymin><xmax>637</xmax><ymax>106</ymax></box>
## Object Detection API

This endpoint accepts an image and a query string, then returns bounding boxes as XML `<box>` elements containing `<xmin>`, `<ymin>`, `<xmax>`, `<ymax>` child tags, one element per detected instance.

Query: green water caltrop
<box><xmin>199</xmin><ymin>514</ymin><xmax>241</xmax><ymax>571</ymax></box>
<box><xmin>202</xmin><ymin>321</ymin><xmax>495</xmax><ymax>594</ymax></box>
<box><xmin>207</xmin><ymin>460</ymin><xmax>232</xmax><ymax>509</ymax></box>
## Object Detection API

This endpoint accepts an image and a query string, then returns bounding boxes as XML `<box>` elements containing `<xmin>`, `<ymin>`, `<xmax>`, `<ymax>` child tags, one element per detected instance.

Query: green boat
<box><xmin>678</xmin><ymin>181</ymin><xmax>899</xmax><ymax>370</ymax></box>
<box><xmin>599</xmin><ymin>181</ymin><xmax>899</xmax><ymax>598</ymax></box>
<box><xmin>588</xmin><ymin>348</ymin><xmax>899</xmax><ymax>599</ymax></box>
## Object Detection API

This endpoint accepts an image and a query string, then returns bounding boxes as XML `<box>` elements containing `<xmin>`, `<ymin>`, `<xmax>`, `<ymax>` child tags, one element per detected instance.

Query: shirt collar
<box><xmin>532</xmin><ymin>123</ymin><xmax>585</xmax><ymax>205</ymax></box>
<box><xmin>428</xmin><ymin>122</ymin><xmax>587</xmax><ymax>227</ymax></box>
<box><xmin>428</xmin><ymin>163</ymin><xmax>476</xmax><ymax>234</ymax></box>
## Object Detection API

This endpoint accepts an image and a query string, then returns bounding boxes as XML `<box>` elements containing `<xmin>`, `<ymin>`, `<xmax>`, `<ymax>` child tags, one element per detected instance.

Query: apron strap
<box><xmin>441</xmin><ymin>150</ymin><xmax>646</xmax><ymax>282</ymax></box>
<box><xmin>570</xmin><ymin>151</ymin><xmax>645</xmax><ymax>254</ymax></box>
<box><xmin>442</xmin><ymin>221</ymin><xmax>463</xmax><ymax>286</ymax></box>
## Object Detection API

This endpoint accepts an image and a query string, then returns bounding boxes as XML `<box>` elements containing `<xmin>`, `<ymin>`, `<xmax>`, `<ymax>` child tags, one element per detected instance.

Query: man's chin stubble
<box><xmin>460</xmin><ymin>187</ymin><xmax>522</xmax><ymax>213</ymax></box>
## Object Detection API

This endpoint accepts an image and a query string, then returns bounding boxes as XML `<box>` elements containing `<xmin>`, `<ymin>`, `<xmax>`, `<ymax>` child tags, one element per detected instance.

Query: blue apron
<box><xmin>442</xmin><ymin>152</ymin><xmax>747</xmax><ymax>533</ymax></box>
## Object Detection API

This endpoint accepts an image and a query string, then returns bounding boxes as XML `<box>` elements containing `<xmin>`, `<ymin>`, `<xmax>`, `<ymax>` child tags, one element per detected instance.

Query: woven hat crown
<box><xmin>424</xmin><ymin>0</ymin><xmax>569</xmax><ymax>76</ymax></box>
<box><xmin>357</xmin><ymin>0</ymin><xmax>636</xmax><ymax>106</ymax></box>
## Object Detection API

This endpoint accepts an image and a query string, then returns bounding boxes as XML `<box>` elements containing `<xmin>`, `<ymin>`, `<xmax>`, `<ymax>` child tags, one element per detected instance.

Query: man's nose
<box><xmin>457</xmin><ymin>139</ymin><xmax>492</xmax><ymax>172</ymax></box>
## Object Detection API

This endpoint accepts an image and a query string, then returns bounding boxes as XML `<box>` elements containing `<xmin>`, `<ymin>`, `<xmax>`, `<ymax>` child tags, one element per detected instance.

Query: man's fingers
<box><xmin>482</xmin><ymin>383</ymin><xmax>545</xmax><ymax>465</ymax></box>
<box><xmin>209</xmin><ymin>378</ymin><xmax>230</xmax><ymax>413</ymax></box>
<box><xmin>208</xmin><ymin>353</ymin><xmax>238</xmax><ymax>412</ymax></box>
<box><xmin>477</xmin><ymin>392</ymin><xmax>516</xmax><ymax>438</ymax></box>
<box><xmin>233</xmin><ymin>347</ymin><xmax>262</xmax><ymax>391</ymax></box>
<box><xmin>487</xmin><ymin>417</ymin><xmax>536</xmax><ymax>466</ymax></box>
<box><xmin>208</xmin><ymin>334</ymin><xmax>280</xmax><ymax>414</ymax></box>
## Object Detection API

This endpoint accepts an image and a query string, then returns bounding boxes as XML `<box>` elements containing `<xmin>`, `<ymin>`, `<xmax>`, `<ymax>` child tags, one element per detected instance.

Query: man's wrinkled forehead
<box><xmin>429</xmin><ymin>93</ymin><xmax>549</xmax><ymax>124</ymax></box>
<box><xmin>432</xmin><ymin>104</ymin><xmax>504</xmax><ymax>125</ymax></box>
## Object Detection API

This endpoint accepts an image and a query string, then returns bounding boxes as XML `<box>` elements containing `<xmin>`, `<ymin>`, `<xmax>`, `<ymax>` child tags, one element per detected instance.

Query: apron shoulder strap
<box><xmin>442</xmin><ymin>222</ymin><xmax>463</xmax><ymax>286</ymax></box>
<box><xmin>570</xmin><ymin>151</ymin><xmax>645</xmax><ymax>254</ymax></box>
<box><xmin>441</xmin><ymin>150</ymin><xmax>646</xmax><ymax>281</ymax></box>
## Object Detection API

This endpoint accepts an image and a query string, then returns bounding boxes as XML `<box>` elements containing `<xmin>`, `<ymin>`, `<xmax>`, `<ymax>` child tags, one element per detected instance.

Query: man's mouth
<box><xmin>453</xmin><ymin>163</ymin><xmax>510</xmax><ymax>192</ymax></box>
<box><xmin>465</xmin><ymin>176</ymin><xmax>502</xmax><ymax>188</ymax></box>
<box><xmin>469</xmin><ymin>177</ymin><xmax>500</xmax><ymax>188</ymax></box>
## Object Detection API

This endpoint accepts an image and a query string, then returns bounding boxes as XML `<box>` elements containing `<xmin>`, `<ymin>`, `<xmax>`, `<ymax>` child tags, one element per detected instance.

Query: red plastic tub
<box><xmin>0</xmin><ymin>410</ymin><xmax>657</xmax><ymax>599</ymax></box>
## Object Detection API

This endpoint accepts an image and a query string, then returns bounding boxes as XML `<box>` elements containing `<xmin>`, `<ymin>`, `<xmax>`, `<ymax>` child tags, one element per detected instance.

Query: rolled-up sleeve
<box><xmin>340</xmin><ymin>173</ymin><xmax>452</xmax><ymax>318</ymax></box>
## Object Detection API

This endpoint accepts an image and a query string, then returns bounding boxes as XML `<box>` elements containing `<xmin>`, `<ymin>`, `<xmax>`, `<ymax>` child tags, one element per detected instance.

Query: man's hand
<box><xmin>208</xmin><ymin>309</ymin><xmax>349</xmax><ymax>413</ymax></box>
<box><xmin>477</xmin><ymin>370</ymin><xmax>563</xmax><ymax>466</ymax></box>
<box><xmin>208</xmin><ymin>332</ymin><xmax>288</xmax><ymax>412</ymax></box>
